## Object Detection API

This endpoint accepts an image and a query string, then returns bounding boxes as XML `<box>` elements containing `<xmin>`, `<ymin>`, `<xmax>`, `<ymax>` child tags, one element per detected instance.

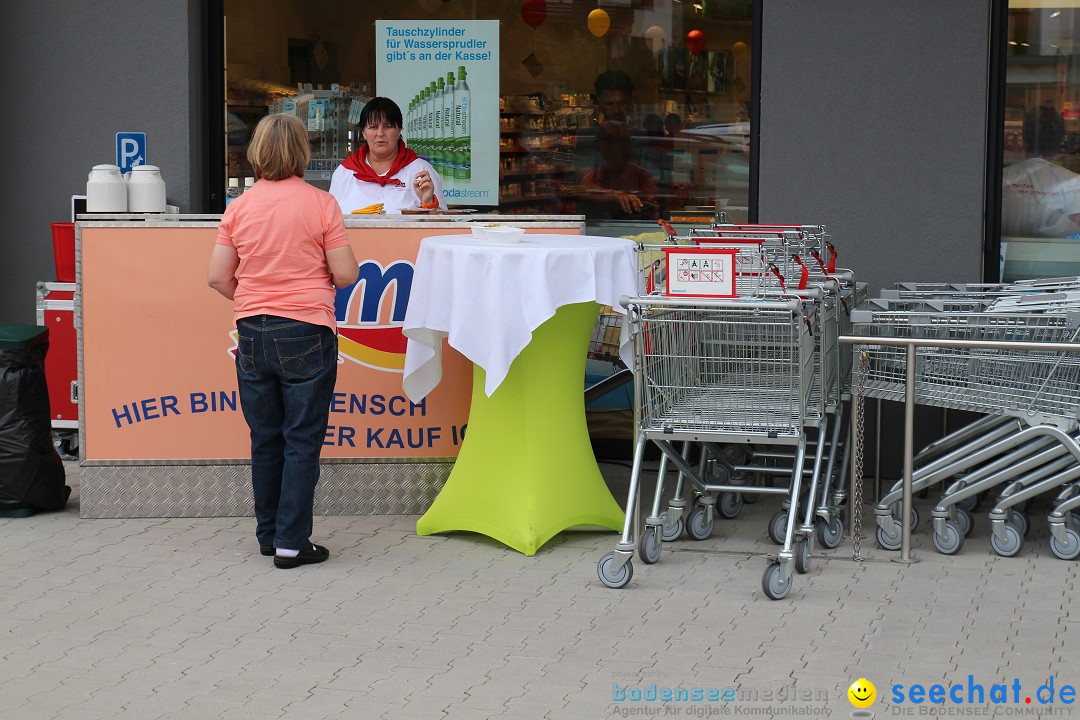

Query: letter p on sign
<box><xmin>116</xmin><ymin>132</ymin><xmax>147</xmax><ymax>174</ymax></box>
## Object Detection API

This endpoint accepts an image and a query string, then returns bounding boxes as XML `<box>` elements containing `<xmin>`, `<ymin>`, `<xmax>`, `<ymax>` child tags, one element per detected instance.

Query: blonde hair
<box><xmin>247</xmin><ymin>113</ymin><xmax>310</xmax><ymax>180</ymax></box>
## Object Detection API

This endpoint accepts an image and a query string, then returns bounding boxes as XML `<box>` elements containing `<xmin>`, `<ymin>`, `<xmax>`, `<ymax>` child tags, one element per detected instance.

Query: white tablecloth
<box><xmin>402</xmin><ymin>233</ymin><xmax>640</xmax><ymax>401</ymax></box>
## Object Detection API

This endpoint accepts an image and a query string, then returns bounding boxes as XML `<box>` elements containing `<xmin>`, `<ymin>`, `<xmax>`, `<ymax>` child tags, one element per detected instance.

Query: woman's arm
<box><xmin>207</xmin><ymin>244</ymin><xmax>240</xmax><ymax>300</ymax></box>
<box><xmin>326</xmin><ymin>245</ymin><xmax>360</xmax><ymax>288</ymax></box>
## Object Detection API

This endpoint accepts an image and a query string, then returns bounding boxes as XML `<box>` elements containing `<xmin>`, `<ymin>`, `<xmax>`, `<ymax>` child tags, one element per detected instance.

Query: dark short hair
<box><xmin>1023</xmin><ymin>106</ymin><xmax>1064</xmax><ymax>155</ymax></box>
<box><xmin>357</xmin><ymin>97</ymin><xmax>403</xmax><ymax>133</ymax></box>
<box><xmin>595</xmin><ymin>70</ymin><xmax>634</xmax><ymax>98</ymax></box>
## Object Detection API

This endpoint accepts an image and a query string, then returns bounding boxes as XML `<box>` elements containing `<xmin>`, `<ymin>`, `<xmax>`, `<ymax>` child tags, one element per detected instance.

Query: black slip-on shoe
<box><xmin>260</xmin><ymin>545</ymin><xmax>275</xmax><ymax>556</ymax></box>
<box><xmin>274</xmin><ymin>543</ymin><xmax>329</xmax><ymax>569</ymax></box>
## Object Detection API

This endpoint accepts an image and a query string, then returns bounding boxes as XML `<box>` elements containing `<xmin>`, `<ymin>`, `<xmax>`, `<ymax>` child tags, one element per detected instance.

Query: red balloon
<box><xmin>521</xmin><ymin>0</ymin><xmax>547</xmax><ymax>29</ymax></box>
<box><xmin>686</xmin><ymin>29</ymin><xmax>706</xmax><ymax>55</ymax></box>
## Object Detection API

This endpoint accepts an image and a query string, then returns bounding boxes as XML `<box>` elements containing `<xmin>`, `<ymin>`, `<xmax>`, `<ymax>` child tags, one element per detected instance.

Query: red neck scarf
<box><xmin>340</xmin><ymin>140</ymin><xmax>418</xmax><ymax>186</ymax></box>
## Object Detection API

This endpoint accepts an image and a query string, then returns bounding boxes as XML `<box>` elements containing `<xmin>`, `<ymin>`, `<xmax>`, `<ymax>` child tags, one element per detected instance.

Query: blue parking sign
<box><xmin>116</xmin><ymin>132</ymin><xmax>147</xmax><ymax>174</ymax></box>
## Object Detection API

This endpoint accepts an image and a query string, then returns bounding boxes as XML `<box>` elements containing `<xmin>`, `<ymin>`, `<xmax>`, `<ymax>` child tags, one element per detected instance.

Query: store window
<box><xmin>222</xmin><ymin>0</ymin><xmax>754</xmax><ymax>227</ymax></box>
<box><xmin>1002</xmin><ymin>1</ymin><xmax>1080</xmax><ymax>280</ymax></box>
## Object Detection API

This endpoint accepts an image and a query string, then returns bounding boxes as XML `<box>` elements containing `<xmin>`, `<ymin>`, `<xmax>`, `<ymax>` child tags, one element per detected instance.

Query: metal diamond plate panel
<box><xmin>80</xmin><ymin>463</ymin><xmax>450</xmax><ymax>518</ymax></box>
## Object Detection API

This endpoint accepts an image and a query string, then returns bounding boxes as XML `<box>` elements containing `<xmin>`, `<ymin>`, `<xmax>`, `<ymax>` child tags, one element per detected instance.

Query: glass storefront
<box><xmin>1002</xmin><ymin>1</ymin><xmax>1080</xmax><ymax>280</ymax></box>
<box><xmin>222</xmin><ymin>0</ymin><xmax>753</xmax><ymax>226</ymax></box>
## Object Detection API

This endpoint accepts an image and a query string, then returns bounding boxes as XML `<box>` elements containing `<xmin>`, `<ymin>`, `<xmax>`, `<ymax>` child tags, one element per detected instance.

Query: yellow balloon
<box><xmin>588</xmin><ymin>8</ymin><xmax>611</xmax><ymax>38</ymax></box>
<box><xmin>645</xmin><ymin>25</ymin><xmax>666</xmax><ymax>54</ymax></box>
<box><xmin>732</xmin><ymin>41</ymin><xmax>750</xmax><ymax>61</ymax></box>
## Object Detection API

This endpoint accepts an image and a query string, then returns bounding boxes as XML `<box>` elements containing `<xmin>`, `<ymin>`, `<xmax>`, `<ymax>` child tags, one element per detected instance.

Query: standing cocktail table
<box><xmin>402</xmin><ymin>233</ymin><xmax>639</xmax><ymax>555</ymax></box>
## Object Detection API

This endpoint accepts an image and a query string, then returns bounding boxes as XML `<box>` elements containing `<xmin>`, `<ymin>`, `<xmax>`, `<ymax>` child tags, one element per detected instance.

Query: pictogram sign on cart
<box><xmin>663</xmin><ymin>247</ymin><xmax>737</xmax><ymax>297</ymax></box>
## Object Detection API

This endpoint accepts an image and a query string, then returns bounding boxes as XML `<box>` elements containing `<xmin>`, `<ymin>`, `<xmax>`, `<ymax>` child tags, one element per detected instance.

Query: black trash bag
<box><xmin>0</xmin><ymin>341</ymin><xmax>68</xmax><ymax>511</ymax></box>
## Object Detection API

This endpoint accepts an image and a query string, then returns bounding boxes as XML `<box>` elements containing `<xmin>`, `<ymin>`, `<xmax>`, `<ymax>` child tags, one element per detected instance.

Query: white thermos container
<box><xmin>127</xmin><ymin>165</ymin><xmax>167</xmax><ymax>212</ymax></box>
<box><xmin>86</xmin><ymin>164</ymin><xmax>128</xmax><ymax>212</ymax></box>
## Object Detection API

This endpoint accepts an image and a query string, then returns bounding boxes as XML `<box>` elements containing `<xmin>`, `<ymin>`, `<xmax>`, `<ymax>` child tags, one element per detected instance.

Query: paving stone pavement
<box><xmin>1</xmin><ymin>459</ymin><xmax>1077</xmax><ymax>720</ymax></box>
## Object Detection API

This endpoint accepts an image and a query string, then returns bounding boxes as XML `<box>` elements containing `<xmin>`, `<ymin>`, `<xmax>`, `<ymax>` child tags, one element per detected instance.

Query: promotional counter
<box><xmin>74</xmin><ymin>214</ymin><xmax>584</xmax><ymax>518</ymax></box>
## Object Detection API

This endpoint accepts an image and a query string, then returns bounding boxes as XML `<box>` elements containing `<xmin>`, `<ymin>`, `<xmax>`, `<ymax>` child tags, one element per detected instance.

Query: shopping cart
<box><xmin>596</xmin><ymin>294</ymin><xmax>816</xmax><ymax>599</ymax></box>
<box><xmin>637</xmin><ymin>221</ymin><xmax>854</xmax><ymax>556</ymax></box>
<box><xmin>853</xmin><ymin>301</ymin><xmax>1080</xmax><ymax>556</ymax></box>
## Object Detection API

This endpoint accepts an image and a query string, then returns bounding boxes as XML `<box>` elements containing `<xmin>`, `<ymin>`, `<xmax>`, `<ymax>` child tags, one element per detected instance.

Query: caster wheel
<box><xmin>58</xmin><ymin>437</ymin><xmax>77</xmax><ymax>458</ymax></box>
<box><xmin>768</xmin><ymin>511</ymin><xmax>789</xmax><ymax>545</ymax></box>
<box><xmin>662</xmin><ymin>516</ymin><xmax>684</xmax><ymax>542</ymax></box>
<box><xmin>761</xmin><ymin>563</ymin><xmax>791</xmax><ymax>600</ymax></box>
<box><xmin>815</xmin><ymin>516</ymin><xmax>844</xmax><ymax>549</ymax></box>
<box><xmin>932</xmin><ymin>521</ymin><xmax>964</xmax><ymax>555</ymax></box>
<box><xmin>955</xmin><ymin>506</ymin><xmax>974</xmax><ymax>538</ymax></box>
<box><xmin>794</xmin><ymin>538</ymin><xmax>811</xmax><ymax>574</ymax></box>
<box><xmin>957</xmin><ymin>494</ymin><xmax>978</xmax><ymax>512</ymax></box>
<box><xmin>639</xmin><ymin>526</ymin><xmax>662</xmax><ymax>565</ymax></box>
<box><xmin>708</xmin><ymin>463</ymin><xmax>732</xmax><ymax>484</ymax></box>
<box><xmin>597</xmin><ymin>552</ymin><xmax>633</xmax><ymax>589</ymax></box>
<box><xmin>717</xmin><ymin>492</ymin><xmax>743</xmax><ymax>520</ymax></box>
<box><xmin>910</xmin><ymin>506</ymin><xmax>920</xmax><ymax>533</ymax></box>
<box><xmin>1008</xmin><ymin>509</ymin><xmax>1030</xmax><ymax>538</ymax></box>
<box><xmin>990</xmin><ymin>523</ymin><xmax>1023</xmax><ymax>558</ymax></box>
<box><xmin>1050</xmin><ymin>526</ymin><xmax>1080</xmax><ymax>561</ymax></box>
<box><xmin>686</xmin><ymin>503</ymin><xmax>714</xmax><ymax>541</ymax></box>
<box><xmin>722</xmin><ymin>445</ymin><xmax>748</xmax><ymax>465</ymax></box>
<box><xmin>875</xmin><ymin>519</ymin><xmax>902</xmax><ymax>551</ymax></box>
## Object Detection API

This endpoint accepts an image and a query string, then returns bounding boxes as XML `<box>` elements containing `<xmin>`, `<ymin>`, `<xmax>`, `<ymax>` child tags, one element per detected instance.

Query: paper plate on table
<box><xmin>471</xmin><ymin>225</ymin><xmax>525</xmax><ymax>243</ymax></box>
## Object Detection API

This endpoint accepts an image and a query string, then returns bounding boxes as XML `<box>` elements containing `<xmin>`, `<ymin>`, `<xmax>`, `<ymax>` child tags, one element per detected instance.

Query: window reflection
<box><xmin>1002</xmin><ymin>3</ymin><xmax>1080</xmax><ymax>280</ymax></box>
<box><xmin>223</xmin><ymin>0</ymin><xmax>753</xmax><ymax>225</ymax></box>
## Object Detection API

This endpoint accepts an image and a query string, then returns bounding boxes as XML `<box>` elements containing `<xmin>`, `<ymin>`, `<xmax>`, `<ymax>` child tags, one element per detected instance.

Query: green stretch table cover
<box><xmin>416</xmin><ymin>302</ymin><xmax>624</xmax><ymax>555</ymax></box>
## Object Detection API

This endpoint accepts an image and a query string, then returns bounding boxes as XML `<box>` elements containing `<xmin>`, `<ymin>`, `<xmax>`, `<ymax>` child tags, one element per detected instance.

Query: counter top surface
<box><xmin>76</xmin><ymin>213</ymin><xmax>585</xmax><ymax>229</ymax></box>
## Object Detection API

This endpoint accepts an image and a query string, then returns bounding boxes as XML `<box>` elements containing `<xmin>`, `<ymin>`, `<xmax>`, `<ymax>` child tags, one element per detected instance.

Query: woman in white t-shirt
<box><xmin>329</xmin><ymin>97</ymin><xmax>445</xmax><ymax>214</ymax></box>
<box><xmin>1002</xmin><ymin>106</ymin><xmax>1080</xmax><ymax>238</ymax></box>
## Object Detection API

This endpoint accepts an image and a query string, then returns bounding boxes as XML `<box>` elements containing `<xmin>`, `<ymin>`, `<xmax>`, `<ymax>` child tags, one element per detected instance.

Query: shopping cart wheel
<box><xmin>794</xmin><ymin>538</ymin><xmax>811</xmax><ymax>574</ymax></box>
<box><xmin>955</xmin><ymin>507</ymin><xmax>975</xmax><ymax>538</ymax></box>
<box><xmin>1050</xmin><ymin>527</ymin><xmax>1080</xmax><ymax>561</ymax></box>
<box><xmin>597</xmin><ymin>552</ymin><xmax>633</xmax><ymax>589</ymax></box>
<box><xmin>639</xmin><ymin>526</ymin><xmax>662</xmax><ymax>565</ymax></box>
<box><xmin>662</xmin><ymin>516</ymin><xmax>684</xmax><ymax>542</ymax></box>
<box><xmin>931</xmin><ymin>521</ymin><xmax>964</xmax><ymax>555</ymax></box>
<box><xmin>717</xmin><ymin>492</ymin><xmax>743</xmax><ymax>520</ymax></box>
<box><xmin>1008</xmin><ymin>509</ymin><xmax>1030</xmax><ymax>538</ymax></box>
<box><xmin>957</xmin><ymin>493</ymin><xmax>979</xmax><ymax>513</ymax></box>
<box><xmin>767</xmin><ymin>511</ymin><xmax>788</xmax><ymax>545</ymax></box>
<box><xmin>875</xmin><ymin>523</ymin><xmax>902</xmax><ymax>552</ymax></box>
<box><xmin>761</xmin><ymin>563</ymin><xmax>791</xmax><ymax>601</ymax></box>
<box><xmin>815</xmin><ymin>516</ymin><xmax>844</xmax><ymax>549</ymax></box>
<box><xmin>909</xmin><ymin>506</ymin><xmax>920</xmax><ymax>533</ymax></box>
<box><xmin>990</xmin><ymin>524</ymin><xmax>1023</xmax><ymax>558</ymax></box>
<box><xmin>686</xmin><ymin>503</ymin><xmax>714</xmax><ymax>541</ymax></box>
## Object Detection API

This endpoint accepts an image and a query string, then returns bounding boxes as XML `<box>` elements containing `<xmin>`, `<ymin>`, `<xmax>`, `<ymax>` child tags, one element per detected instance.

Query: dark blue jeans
<box><xmin>235</xmin><ymin>315</ymin><xmax>337</xmax><ymax>551</ymax></box>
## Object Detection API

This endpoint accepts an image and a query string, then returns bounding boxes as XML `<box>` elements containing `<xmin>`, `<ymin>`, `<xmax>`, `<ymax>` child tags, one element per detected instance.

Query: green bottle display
<box><xmin>401</xmin><ymin>66</ymin><xmax>471</xmax><ymax>184</ymax></box>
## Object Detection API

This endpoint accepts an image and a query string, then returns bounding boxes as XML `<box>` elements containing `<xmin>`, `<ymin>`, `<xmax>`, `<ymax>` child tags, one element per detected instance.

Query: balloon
<box><xmin>521</xmin><ymin>0</ymin><xmax>547</xmax><ymax>29</ymax></box>
<box><xmin>732</xmin><ymin>41</ymin><xmax>750</xmax><ymax>61</ymax></box>
<box><xmin>686</xmin><ymin>29</ymin><xmax>706</xmax><ymax>56</ymax></box>
<box><xmin>645</xmin><ymin>25</ymin><xmax>666</xmax><ymax>55</ymax></box>
<box><xmin>587</xmin><ymin>8</ymin><xmax>611</xmax><ymax>38</ymax></box>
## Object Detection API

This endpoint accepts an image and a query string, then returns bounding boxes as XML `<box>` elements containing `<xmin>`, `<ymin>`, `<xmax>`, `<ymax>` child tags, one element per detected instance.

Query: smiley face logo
<box><xmin>847</xmin><ymin>678</ymin><xmax>876</xmax><ymax>708</ymax></box>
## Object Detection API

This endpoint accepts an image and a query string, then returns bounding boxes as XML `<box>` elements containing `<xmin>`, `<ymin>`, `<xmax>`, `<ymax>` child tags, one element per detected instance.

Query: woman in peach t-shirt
<box><xmin>208</xmin><ymin>113</ymin><xmax>358</xmax><ymax>569</ymax></box>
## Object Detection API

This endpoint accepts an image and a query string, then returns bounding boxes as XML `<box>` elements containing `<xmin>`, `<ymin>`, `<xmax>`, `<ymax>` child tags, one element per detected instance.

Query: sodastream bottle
<box><xmin>431</xmin><ymin>80</ymin><xmax>443</xmax><ymax>178</ymax></box>
<box><xmin>454</xmin><ymin>66</ymin><xmax>471</xmax><ymax>181</ymax></box>
<box><xmin>442</xmin><ymin>72</ymin><xmax>456</xmax><ymax>181</ymax></box>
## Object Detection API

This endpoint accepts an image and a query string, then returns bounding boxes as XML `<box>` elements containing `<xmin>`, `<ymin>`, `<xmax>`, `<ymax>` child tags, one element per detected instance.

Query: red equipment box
<box><xmin>35</xmin><ymin>282</ymin><xmax>78</xmax><ymax>435</ymax></box>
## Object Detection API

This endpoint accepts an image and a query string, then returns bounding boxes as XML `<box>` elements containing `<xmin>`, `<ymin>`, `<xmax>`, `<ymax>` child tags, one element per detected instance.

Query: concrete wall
<box><xmin>758</xmin><ymin>0</ymin><xmax>991</xmax><ymax>293</ymax></box>
<box><xmin>0</xmin><ymin>0</ymin><xmax>205</xmax><ymax>324</ymax></box>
